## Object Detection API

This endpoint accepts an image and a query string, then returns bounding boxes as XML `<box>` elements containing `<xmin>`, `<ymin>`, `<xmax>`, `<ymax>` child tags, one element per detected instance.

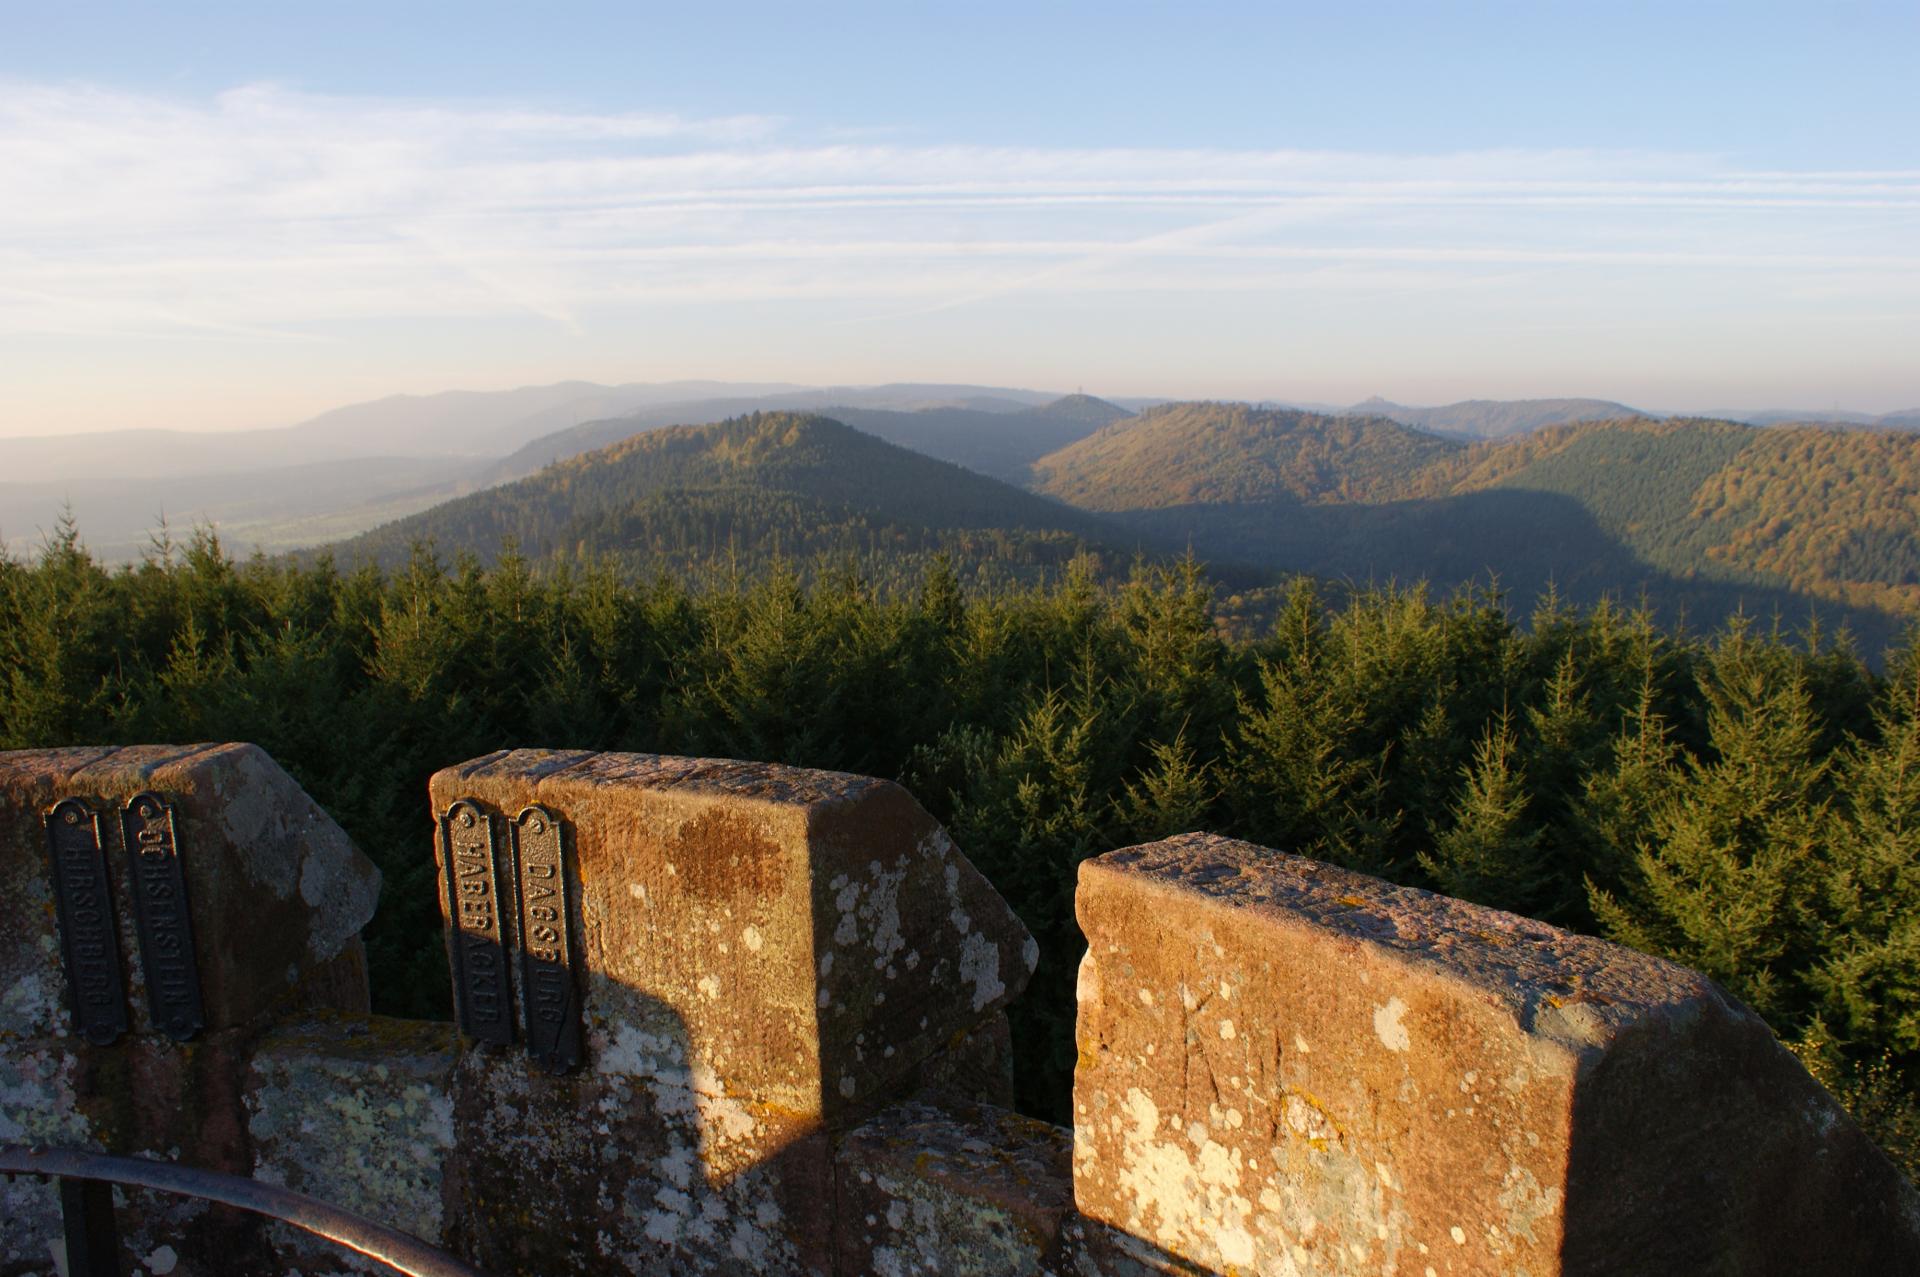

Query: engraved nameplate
<box><xmin>441</xmin><ymin>800</ymin><xmax>514</xmax><ymax>1044</ymax></box>
<box><xmin>514</xmin><ymin>805</ymin><xmax>582</xmax><ymax>1073</ymax></box>
<box><xmin>44</xmin><ymin>799</ymin><xmax>129</xmax><ymax>1045</ymax></box>
<box><xmin>121</xmin><ymin>792</ymin><xmax>205</xmax><ymax>1041</ymax></box>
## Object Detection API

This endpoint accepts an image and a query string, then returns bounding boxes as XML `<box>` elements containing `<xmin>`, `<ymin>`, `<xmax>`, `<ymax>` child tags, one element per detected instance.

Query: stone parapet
<box><xmin>0</xmin><ymin>743</ymin><xmax>381</xmax><ymax>1275</ymax></box>
<box><xmin>245</xmin><ymin>1013</ymin><xmax>460</xmax><ymax>1274</ymax></box>
<box><xmin>836</xmin><ymin>1100</ymin><xmax>1076</xmax><ymax>1277</ymax></box>
<box><xmin>424</xmin><ymin>749</ymin><xmax>1038</xmax><ymax>1275</ymax></box>
<box><xmin>1071</xmin><ymin>833</ymin><xmax>1920</xmax><ymax>1276</ymax></box>
<box><xmin>426</xmin><ymin>750</ymin><xmax>1037</xmax><ymax>1106</ymax></box>
<box><xmin>0</xmin><ymin>743</ymin><xmax>378</xmax><ymax>1044</ymax></box>
<box><xmin>6</xmin><ymin>748</ymin><xmax>1917</xmax><ymax>1277</ymax></box>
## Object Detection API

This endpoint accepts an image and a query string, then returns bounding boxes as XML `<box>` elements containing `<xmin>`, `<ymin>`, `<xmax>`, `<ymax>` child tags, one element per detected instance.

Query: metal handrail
<box><xmin>0</xmin><ymin>1144</ymin><xmax>487</xmax><ymax>1277</ymax></box>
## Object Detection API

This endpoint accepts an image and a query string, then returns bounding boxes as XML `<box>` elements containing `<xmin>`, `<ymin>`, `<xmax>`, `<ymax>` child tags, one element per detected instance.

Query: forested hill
<box><xmin>1032</xmin><ymin>393</ymin><xmax>1130</xmax><ymax>427</ymax></box>
<box><xmin>1033</xmin><ymin>401</ymin><xmax>1460</xmax><ymax>508</ymax></box>
<box><xmin>320</xmin><ymin>411</ymin><xmax>1143</xmax><ymax>584</ymax></box>
<box><xmin>1418</xmin><ymin>419</ymin><xmax>1920</xmax><ymax>614</ymax></box>
<box><xmin>317</xmin><ymin>400</ymin><xmax>1919</xmax><ymax>647</ymax></box>
<box><xmin>1031</xmin><ymin>405</ymin><xmax>1920</xmax><ymax>649</ymax></box>
<box><xmin>491</xmin><ymin>394</ymin><xmax>1120</xmax><ymax>489</ymax></box>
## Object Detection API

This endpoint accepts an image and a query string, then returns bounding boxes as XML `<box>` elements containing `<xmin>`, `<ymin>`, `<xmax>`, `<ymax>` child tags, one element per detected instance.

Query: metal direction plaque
<box><xmin>440</xmin><ymin>800</ymin><xmax>514</xmax><ymax>1045</ymax></box>
<box><xmin>121</xmin><ymin>792</ymin><xmax>205</xmax><ymax>1041</ymax></box>
<box><xmin>513</xmin><ymin>806</ymin><xmax>582</xmax><ymax>1074</ymax></box>
<box><xmin>43</xmin><ymin>799</ymin><xmax>129</xmax><ymax>1045</ymax></box>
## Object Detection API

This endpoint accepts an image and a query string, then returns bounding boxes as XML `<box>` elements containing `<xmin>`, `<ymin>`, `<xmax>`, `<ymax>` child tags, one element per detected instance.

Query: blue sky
<box><xmin>4</xmin><ymin>1</ymin><xmax>1918</xmax><ymax>433</ymax></box>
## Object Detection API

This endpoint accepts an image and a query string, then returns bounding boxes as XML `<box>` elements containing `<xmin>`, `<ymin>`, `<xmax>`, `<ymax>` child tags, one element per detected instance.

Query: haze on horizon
<box><xmin>4</xmin><ymin>0</ymin><xmax>1918</xmax><ymax>438</ymax></box>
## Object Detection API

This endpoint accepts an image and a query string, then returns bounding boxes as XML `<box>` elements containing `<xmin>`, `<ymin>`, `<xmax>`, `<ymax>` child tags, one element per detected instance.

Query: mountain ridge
<box><xmin>492</xmin><ymin>393</ymin><xmax>1123</xmax><ymax>488</ymax></box>
<box><xmin>319</xmin><ymin>411</ymin><xmax>1153</xmax><ymax>585</ymax></box>
<box><xmin>1349</xmin><ymin>396</ymin><xmax>1652</xmax><ymax>439</ymax></box>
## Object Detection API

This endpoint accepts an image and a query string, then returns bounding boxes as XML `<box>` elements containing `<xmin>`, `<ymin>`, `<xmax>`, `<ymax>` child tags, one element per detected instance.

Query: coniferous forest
<box><xmin>4</xmin><ymin>523</ymin><xmax>1917</xmax><ymax>1176</ymax></box>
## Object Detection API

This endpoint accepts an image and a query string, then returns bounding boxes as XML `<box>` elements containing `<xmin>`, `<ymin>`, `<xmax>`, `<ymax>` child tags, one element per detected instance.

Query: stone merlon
<box><xmin>1073</xmin><ymin>832</ymin><xmax>1920</xmax><ymax>1276</ymax></box>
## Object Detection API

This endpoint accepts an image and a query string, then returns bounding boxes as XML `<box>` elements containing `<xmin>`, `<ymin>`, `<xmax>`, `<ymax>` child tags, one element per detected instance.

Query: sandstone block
<box><xmin>835</xmin><ymin>1101</ymin><xmax>1075</xmax><ymax>1277</ymax></box>
<box><xmin>1049</xmin><ymin>1214</ymin><xmax>1213</xmax><ymax>1276</ymax></box>
<box><xmin>429</xmin><ymin>751</ymin><xmax>1034</xmax><ymax>1107</ymax></box>
<box><xmin>1073</xmin><ymin>834</ymin><xmax>1920</xmax><ymax>1276</ymax></box>
<box><xmin>0</xmin><ymin>1040</ymin><xmax>93</xmax><ymax>1269</ymax></box>
<box><xmin>444</xmin><ymin>1010</ymin><xmax>1025</xmax><ymax>1277</ymax></box>
<box><xmin>427</xmin><ymin>750</ymin><xmax>1037</xmax><ymax>1275</ymax></box>
<box><xmin>0</xmin><ymin>744</ymin><xmax>380</xmax><ymax>1043</ymax></box>
<box><xmin>246</xmin><ymin>1013</ymin><xmax>460</xmax><ymax>1273</ymax></box>
<box><xmin>0</xmin><ymin>1028</ymin><xmax>276</xmax><ymax>1276</ymax></box>
<box><xmin>905</xmin><ymin>1011</ymin><xmax>1018</xmax><ymax>1111</ymax></box>
<box><xmin>0</xmin><ymin>744</ymin><xmax>379</xmax><ymax>1275</ymax></box>
<box><xmin>446</xmin><ymin>999</ymin><xmax>831</xmax><ymax>1277</ymax></box>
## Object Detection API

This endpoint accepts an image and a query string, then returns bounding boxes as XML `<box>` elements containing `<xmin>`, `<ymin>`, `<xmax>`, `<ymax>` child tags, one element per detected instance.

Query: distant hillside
<box><xmin>275</xmin><ymin>380</ymin><xmax>774</xmax><ymax>459</ymax></box>
<box><xmin>320</xmin><ymin>412</ymin><xmax>1149</xmax><ymax>585</ymax></box>
<box><xmin>1030</xmin><ymin>405</ymin><xmax>1917</xmax><ymax>649</ymax></box>
<box><xmin>1721</xmin><ymin>407</ymin><xmax>1920</xmax><ymax>431</ymax></box>
<box><xmin>1032</xmin><ymin>402</ymin><xmax>1459</xmax><ymax>509</ymax></box>
<box><xmin>1351</xmin><ymin>397</ymin><xmax>1651</xmax><ymax>440</ymax></box>
<box><xmin>1034</xmin><ymin>394</ymin><xmax>1130</xmax><ymax>427</ymax></box>
<box><xmin>1411</xmin><ymin>416</ymin><xmax>1755</xmax><ymax>549</ymax></box>
<box><xmin>0</xmin><ymin>380</ymin><xmax>811</xmax><ymax>483</ymax></box>
<box><xmin>1394</xmin><ymin>417</ymin><xmax>1920</xmax><ymax>611</ymax></box>
<box><xmin>0</xmin><ymin>380</ymin><xmax>1072</xmax><ymax>559</ymax></box>
<box><xmin>1686</xmin><ymin>426</ymin><xmax>1920</xmax><ymax>612</ymax></box>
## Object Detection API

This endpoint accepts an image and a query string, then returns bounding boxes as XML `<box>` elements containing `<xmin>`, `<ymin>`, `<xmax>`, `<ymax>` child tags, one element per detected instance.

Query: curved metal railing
<box><xmin>0</xmin><ymin>1144</ymin><xmax>487</xmax><ymax>1277</ymax></box>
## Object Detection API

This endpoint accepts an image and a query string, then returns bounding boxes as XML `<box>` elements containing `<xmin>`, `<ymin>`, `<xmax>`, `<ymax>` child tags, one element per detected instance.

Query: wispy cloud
<box><xmin>2</xmin><ymin>81</ymin><xmax>1918</xmax><ymax>341</ymax></box>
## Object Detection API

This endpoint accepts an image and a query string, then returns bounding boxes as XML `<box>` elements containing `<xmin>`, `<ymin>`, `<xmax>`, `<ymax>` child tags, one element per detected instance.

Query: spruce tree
<box><xmin>1810</xmin><ymin>636</ymin><xmax>1920</xmax><ymax>1054</ymax></box>
<box><xmin>1420</xmin><ymin>712</ymin><xmax>1550</xmax><ymax>914</ymax></box>
<box><xmin>1225</xmin><ymin>580</ymin><xmax>1396</xmax><ymax>872</ymax></box>
<box><xmin>1589</xmin><ymin>625</ymin><xmax>1836</xmax><ymax>1016</ymax></box>
<box><xmin>1117</xmin><ymin>725</ymin><xmax>1217</xmax><ymax>842</ymax></box>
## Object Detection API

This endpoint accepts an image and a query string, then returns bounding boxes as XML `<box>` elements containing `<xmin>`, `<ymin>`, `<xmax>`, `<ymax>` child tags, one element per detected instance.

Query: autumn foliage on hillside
<box><xmin>1691</xmin><ymin>427</ymin><xmax>1920</xmax><ymax>613</ymax></box>
<box><xmin>1034</xmin><ymin>402</ymin><xmax>1457</xmax><ymax>509</ymax></box>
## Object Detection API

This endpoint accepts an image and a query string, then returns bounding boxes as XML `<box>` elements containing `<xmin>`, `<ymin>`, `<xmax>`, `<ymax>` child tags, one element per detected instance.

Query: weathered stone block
<box><xmin>1073</xmin><ymin>834</ymin><xmax>1920</xmax><ymax>1277</ymax></box>
<box><xmin>905</xmin><ymin>1011</ymin><xmax>1018</xmax><ymax>1111</ymax></box>
<box><xmin>1</xmin><ymin>1028</ymin><xmax>276</xmax><ymax>1276</ymax></box>
<box><xmin>446</xmin><ymin>997</ymin><xmax>830</xmax><ymax>1277</ymax></box>
<box><xmin>836</xmin><ymin>1101</ymin><xmax>1075</xmax><ymax>1277</ymax></box>
<box><xmin>0</xmin><ymin>1040</ymin><xmax>93</xmax><ymax>1270</ymax></box>
<box><xmin>429</xmin><ymin>751</ymin><xmax>1033</xmax><ymax>1106</ymax></box>
<box><xmin>427</xmin><ymin>750</ymin><xmax>1037</xmax><ymax>1275</ymax></box>
<box><xmin>0</xmin><ymin>744</ymin><xmax>380</xmax><ymax>1042</ymax></box>
<box><xmin>0</xmin><ymin>744</ymin><xmax>381</xmax><ymax>1275</ymax></box>
<box><xmin>246</xmin><ymin>1013</ymin><xmax>460</xmax><ymax>1274</ymax></box>
<box><xmin>1050</xmin><ymin>1214</ymin><xmax>1214</xmax><ymax>1276</ymax></box>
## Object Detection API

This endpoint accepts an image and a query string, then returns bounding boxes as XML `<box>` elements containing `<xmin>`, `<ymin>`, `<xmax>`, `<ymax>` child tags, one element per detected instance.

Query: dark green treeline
<box><xmin>4</xmin><ymin>522</ymin><xmax>1917</xmax><ymax>1174</ymax></box>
